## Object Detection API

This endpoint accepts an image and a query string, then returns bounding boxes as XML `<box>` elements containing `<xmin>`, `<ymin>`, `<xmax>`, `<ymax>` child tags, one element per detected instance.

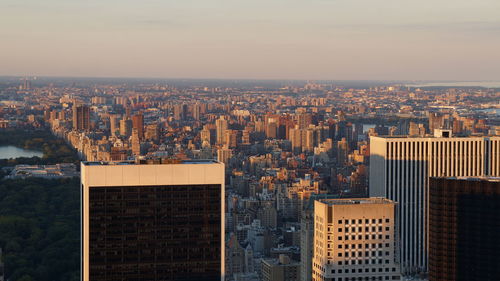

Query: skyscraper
<box><xmin>216</xmin><ymin>116</ymin><xmax>228</xmax><ymax>145</ymax></box>
<box><xmin>73</xmin><ymin>104</ymin><xmax>90</xmax><ymax>131</ymax></box>
<box><xmin>132</xmin><ymin>112</ymin><xmax>144</xmax><ymax>140</ymax></box>
<box><xmin>312</xmin><ymin>198</ymin><xmax>401</xmax><ymax>281</ymax></box>
<box><xmin>428</xmin><ymin>177</ymin><xmax>500</xmax><ymax>281</ymax></box>
<box><xmin>81</xmin><ymin>160</ymin><xmax>225</xmax><ymax>281</ymax></box>
<box><xmin>369</xmin><ymin>132</ymin><xmax>500</xmax><ymax>273</ymax></box>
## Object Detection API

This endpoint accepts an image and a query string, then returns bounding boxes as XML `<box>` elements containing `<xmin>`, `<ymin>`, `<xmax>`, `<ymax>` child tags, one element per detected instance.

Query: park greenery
<box><xmin>0</xmin><ymin>128</ymin><xmax>79</xmax><ymax>168</ymax></box>
<box><xmin>0</xmin><ymin>129</ymin><xmax>80</xmax><ymax>280</ymax></box>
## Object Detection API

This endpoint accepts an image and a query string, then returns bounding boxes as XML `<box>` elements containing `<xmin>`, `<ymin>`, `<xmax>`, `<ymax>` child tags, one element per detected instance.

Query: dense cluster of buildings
<box><xmin>0</xmin><ymin>78</ymin><xmax>499</xmax><ymax>280</ymax></box>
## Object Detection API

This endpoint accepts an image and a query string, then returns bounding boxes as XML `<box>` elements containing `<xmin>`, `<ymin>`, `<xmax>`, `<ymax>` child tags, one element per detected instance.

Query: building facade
<box><xmin>81</xmin><ymin>160</ymin><xmax>225</xmax><ymax>281</ymax></box>
<box><xmin>312</xmin><ymin>198</ymin><xmax>401</xmax><ymax>281</ymax></box>
<box><xmin>369</xmin><ymin>133</ymin><xmax>500</xmax><ymax>273</ymax></box>
<box><xmin>429</xmin><ymin>177</ymin><xmax>500</xmax><ymax>281</ymax></box>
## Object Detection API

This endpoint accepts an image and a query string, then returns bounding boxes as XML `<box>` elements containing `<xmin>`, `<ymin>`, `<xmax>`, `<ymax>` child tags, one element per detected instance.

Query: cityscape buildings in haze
<box><xmin>0</xmin><ymin>77</ymin><xmax>498</xmax><ymax>281</ymax></box>
<box><xmin>81</xmin><ymin>160</ymin><xmax>225</xmax><ymax>281</ymax></box>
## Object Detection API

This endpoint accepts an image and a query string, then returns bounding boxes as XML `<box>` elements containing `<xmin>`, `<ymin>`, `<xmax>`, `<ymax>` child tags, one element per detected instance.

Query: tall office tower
<box><xmin>109</xmin><ymin>115</ymin><xmax>119</xmax><ymax>136</ymax></box>
<box><xmin>429</xmin><ymin>177</ymin><xmax>500</xmax><ymax>281</ymax></box>
<box><xmin>216</xmin><ymin>116</ymin><xmax>228</xmax><ymax>145</ymax></box>
<box><xmin>81</xmin><ymin>160</ymin><xmax>225</xmax><ymax>281</ymax></box>
<box><xmin>72</xmin><ymin>104</ymin><xmax>90</xmax><ymax>131</ymax></box>
<box><xmin>369</xmin><ymin>132</ymin><xmax>500</xmax><ymax>274</ymax></box>
<box><xmin>132</xmin><ymin>112</ymin><xmax>144</xmax><ymax>140</ymax></box>
<box><xmin>119</xmin><ymin>118</ymin><xmax>132</xmax><ymax>137</ymax></box>
<box><xmin>312</xmin><ymin>198</ymin><xmax>401</xmax><ymax>281</ymax></box>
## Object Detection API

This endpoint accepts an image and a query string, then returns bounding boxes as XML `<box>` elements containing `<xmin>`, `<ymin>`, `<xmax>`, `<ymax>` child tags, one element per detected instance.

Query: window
<box><xmin>378</xmin><ymin>226</ymin><xmax>382</xmax><ymax>231</ymax></box>
<box><xmin>339</xmin><ymin>228</ymin><xmax>343</xmax><ymax>232</ymax></box>
<box><xmin>339</xmin><ymin>220</ymin><xmax>343</xmax><ymax>224</ymax></box>
<box><xmin>378</xmin><ymin>235</ymin><xmax>383</xmax><ymax>239</ymax></box>
<box><xmin>385</xmin><ymin>260</ymin><xmax>390</xmax><ymax>264</ymax></box>
<box><xmin>358</xmin><ymin>244</ymin><xmax>362</xmax><ymax>249</ymax></box>
<box><xmin>338</xmin><ymin>245</ymin><xmax>343</xmax><ymax>249</ymax></box>
<box><xmin>378</xmin><ymin>219</ymin><xmax>382</xmax><ymax>223</ymax></box>
<box><xmin>345</xmin><ymin>236</ymin><xmax>349</xmax><ymax>240</ymax></box>
<box><xmin>345</xmin><ymin>252</ymin><xmax>349</xmax><ymax>257</ymax></box>
<box><xmin>338</xmin><ymin>261</ymin><xmax>342</xmax><ymax>265</ymax></box>
<box><xmin>358</xmin><ymin>235</ymin><xmax>362</xmax><ymax>240</ymax></box>
<box><xmin>331</xmin><ymin>269</ymin><xmax>336</xmax><ymax>274</ymax></box>
<box><xmin>385</xmin><ymin>218</ymin><xmax>390</xmax><ymax>223</ymax></box>
<box><xmin>345</xmin><ymin>244</ymin><xmax>349</xmax><ymax>249</ymax></box>
<box><xmin>385</xmin><ymin>235</ymin><xmax>390</xmax><ymax>239</ymax></box>
<box><xmin>379</xmin><ymin>268</ymin><xmax>383</xmax><ymax>272</ymax></box>
<box><xmin>339</xmin><ymin>236</ymin><xmax>342</xmax><ymax>240</ymax></box>
<box><xmin>358</xmin><ymin>219</ymin><xmax>362</xmax><ymax>224</ymax></box>
<box><xmin>338</xmin><ymin>253</ymin><xmax>342</xmax><ymax>257</ymax></box>
<box><xmin>386</xmin><ymin>251</ymin><xmax>390</xmax><ymax>256</ymax></box>
<box><xmin>385</xmin><ymin>227</ymin><xmax>390</xmax><ymax>231</ymax></box>
<box><xmin>338</xmin><ymin>269</ymin><xmax>343</xmax><ymax>273</ymax></box>
<box><xmin>365</xmin><ymin>227</ymin><xmax>369</xmax><ymax>231</ymax></box>
<box><xmin>345</xmin><ymin>269</ymin><xmax>349</xmax><ymax>273</ymax></box>
<box><xmin>372</xmin><ymin>226</ymin><xmax>376</xmax><ymax>231</ymax></box>
<box><xmin>365</xmin><ymin>219</ymin><xmax>369</xmax><ymax>223</ymax></box>
<box><xmin>372</xmin><ymin>219</ymin><xmax>376</xmax><ymax>223</ymax></box>
<box><xmin>385</xmin><ymin>243</ymin><xmax>390</xmax><ymax>247</ymax></box>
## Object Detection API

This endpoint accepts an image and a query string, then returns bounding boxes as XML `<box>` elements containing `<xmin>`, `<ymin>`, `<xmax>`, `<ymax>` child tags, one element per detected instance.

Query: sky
<box><xmin>1</xmin><ymin>0</ymin><xmax>500</xmax><ymax>81</ymax></box>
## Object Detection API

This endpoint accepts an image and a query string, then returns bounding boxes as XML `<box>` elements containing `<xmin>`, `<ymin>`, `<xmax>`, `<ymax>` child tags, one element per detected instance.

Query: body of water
<box><xmin>406</xmin><ymin>81</ymin><xmax>500</xmax><ymax>88</ymax></box>
<box><xmin>0</xmin><ymin>145</ymin><xmax>43</xmax><ymax>159</ymax></box>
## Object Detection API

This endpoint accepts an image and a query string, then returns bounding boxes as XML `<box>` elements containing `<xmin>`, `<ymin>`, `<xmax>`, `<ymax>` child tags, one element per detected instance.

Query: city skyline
<box><xmin>1</xmin><ymin>0</ymin><xmax>500</xmax><ymax>80</ymax></box>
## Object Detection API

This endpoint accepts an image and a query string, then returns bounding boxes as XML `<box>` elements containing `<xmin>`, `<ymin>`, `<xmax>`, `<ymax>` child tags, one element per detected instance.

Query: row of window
<box><xmin>338</xmin><ymin>219</ymin><xmax>390</xmax><ymax>224</ymax></box>
<box><xmin>337</xmin><ymin>235</ymin><xmax>391</xmax><ymax>241</ymax></box>
<box><xmin>329</xmin><ymin>276</ymin><xmax>400</xmax><ymax>281</ymax></box>
<box><xmin>336</xmin><ymin>243</ymin><xmax>390</xmax><ymax>249</ymax></box>
<box><xmin>338</xmin><ymin>226</ymin><xmax>390</xmax><ymax>233</ymax></box>
<box><xmin>329</xmin><ymin>259</ymin><xmax>392</xmax><ymax>266</ymax></box>
<box><xmin>332</xmin><ymin>267</ymin><xmax>397</xmax><ymax>274</ymax></box>
<box><xmin>334</xmin><ymin>251</ymin><xmax>390</xmax><ymax>258</ymax></box>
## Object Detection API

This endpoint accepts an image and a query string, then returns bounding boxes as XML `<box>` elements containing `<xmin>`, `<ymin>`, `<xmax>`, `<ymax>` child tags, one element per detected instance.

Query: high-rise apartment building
<box><xmin>81</xmin><ymin>160</ymin><xmax>225</xmax><ymax>281</ymax></box>
<box><xmin>369</xmin><ymin>132</ymin><xmax>500</xmax><ymax>273</ymax></box>
<box><xmin>132</xmin><ymin>112</ymin><xmax>144</xmax><ymax>140</ymax></box>
<box><xmin>73</xmin><ymin>104</ymin><xmax>90</xmax><ymax>131</ymax></box>
<box><xmin>216</xmin><ymin>116</ymin><xmax>228</xmax><ymax>145</ymax></box>
<box><xmin>312</xmin><ymin>198</ymin><xmax>401</xmax><ymax>281</ymax></box>
<box><xmin>429</xmin><ymin>177</ymin><xmax>500</xmax><ymax>281</ymax></box>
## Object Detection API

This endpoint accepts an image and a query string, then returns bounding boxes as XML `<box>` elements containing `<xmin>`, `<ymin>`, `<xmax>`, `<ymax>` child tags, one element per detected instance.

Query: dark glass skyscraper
<box><xmin>81</xmin><ymin>160</ymin><xmax>225</xmax><ymax>281</ymax></box>
<box><xmin>429</xmin><ymin>177</ymin><xmax>500</xmax><ymax>281</ymax></box>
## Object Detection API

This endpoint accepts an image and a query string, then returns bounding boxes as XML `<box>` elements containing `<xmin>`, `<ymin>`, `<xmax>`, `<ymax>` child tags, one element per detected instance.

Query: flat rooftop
<box><xmin>431</xmin><ymin>176</ymin><xmax>500</xmax><ymax>182</ymax></box>
<box><xmin>318</xmin><ymin>197</ymin><xmax>394</xmax><ymax>205</ymax></box>
<box><xmin>82</xmin><ymin>159</ymin><xmax>220</xmax><ymax>166</ymax></box>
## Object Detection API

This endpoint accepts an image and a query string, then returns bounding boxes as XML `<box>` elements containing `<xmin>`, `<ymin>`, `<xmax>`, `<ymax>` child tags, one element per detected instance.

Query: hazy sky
<box><xmin>1</xmin><ymin>0</ymin><xmax>500</xmax><ymax>80</ymax></box>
